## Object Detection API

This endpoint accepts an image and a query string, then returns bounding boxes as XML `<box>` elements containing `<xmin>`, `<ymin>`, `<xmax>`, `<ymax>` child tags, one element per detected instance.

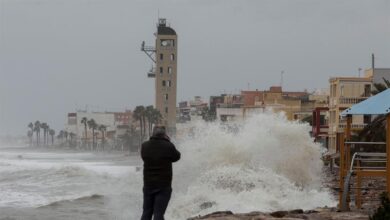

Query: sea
<box><xmin>0</xmin><ymin>113</ymin><xmax>336</xmax><ymax>220</ymax></box>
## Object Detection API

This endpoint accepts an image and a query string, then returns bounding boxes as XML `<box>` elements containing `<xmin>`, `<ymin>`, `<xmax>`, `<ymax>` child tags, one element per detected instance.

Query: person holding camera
<box><xmin>140</xmin><ymin>126</ymin><xmax>181</xmax><ymax>220</ymax></box>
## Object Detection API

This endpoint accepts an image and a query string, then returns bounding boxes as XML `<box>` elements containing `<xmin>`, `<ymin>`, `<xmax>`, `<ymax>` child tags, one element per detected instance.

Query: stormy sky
<box><xmin>0</xmin><ymin>0</ymin><xmax>389</xmax><ymax>135</ymax></box>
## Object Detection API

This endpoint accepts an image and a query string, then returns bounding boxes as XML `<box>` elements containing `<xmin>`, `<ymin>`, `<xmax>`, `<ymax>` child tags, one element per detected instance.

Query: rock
<box><xmin>288</xmin><ymin>209</ymin><xmax>303</xmax><ymax>214</ymax></box>
<box><xmin>189</xmin><ymin>208</ymin><xmax>369</xmax><ymax>220</ymax></box>
<box><xmin>270</xmin><ymin>211</ymin><xmax>288</xmax><ymax>217</ymax></box>
<box><xmin>201</xmin><ymin>211</ymin><xmax>234</xmax><ymax>218</ymax></box>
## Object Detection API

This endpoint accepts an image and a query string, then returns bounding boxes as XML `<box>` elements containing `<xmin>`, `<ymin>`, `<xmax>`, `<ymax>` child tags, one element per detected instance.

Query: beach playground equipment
<box><xmin>339</xmin><ymin>88</ymin><xmax>390</xmax><ymax>210</ymax></box>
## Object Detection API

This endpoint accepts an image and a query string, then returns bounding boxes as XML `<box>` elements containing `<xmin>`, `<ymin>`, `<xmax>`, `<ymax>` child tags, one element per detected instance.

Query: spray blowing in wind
<box><xmin>166</xmin><ymin>112</ymin><xmax>336</xmax><ymax>219</ymax></box>
<box><xmin>0</xmin><ymin>112</ymin><xmax>336</xmax><ymax>219</ymax></box>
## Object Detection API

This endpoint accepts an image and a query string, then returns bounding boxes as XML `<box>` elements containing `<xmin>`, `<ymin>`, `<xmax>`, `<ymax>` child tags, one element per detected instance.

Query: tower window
<box><xmin>162</xmin><ymin>80</ymin><xmax>166</xmax><ymax>87</ymax></box>
<box><xmin>170</xmin><ymin>54</ymin><xmax>175</xmax><ymax>61</ymax></box>
<box><xmin>167</xmin><ymin>80</ymin><xmax>171</xmax><ymax>87</ymax></box>
<box><xmin>164</xmin><ymin>94</ymin><xmax>168</xmax><ymax>100</ymax></box>
<box><xmin>168</xmin><ymin>67</ymin><xmax>172</xmax><ymax>74</ymax></box>
<box><xmin>165</xmin><ymin>107</ymin><xmax>168</xmax><ymax>113</ymax></box>
<box><xmin>161</xmin><ymin>39</ymin><xmax>174</xmax><ymax>47</ymax></box>
<box><xmin>160</xmin><ymin>67</ymin><xmax>163</xmax><ymax>74</ymax></box>
<box><xmin>160</xmin><ymin>54</ymin><xmax>163</xmax><ymax>60</ymax></box>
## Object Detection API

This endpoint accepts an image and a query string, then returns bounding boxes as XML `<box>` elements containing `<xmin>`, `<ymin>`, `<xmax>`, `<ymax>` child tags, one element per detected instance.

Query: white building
<box><xmin>65</xmin><ymin>111</ymin><xmax>116</xmax><ymax>140</ymax></box>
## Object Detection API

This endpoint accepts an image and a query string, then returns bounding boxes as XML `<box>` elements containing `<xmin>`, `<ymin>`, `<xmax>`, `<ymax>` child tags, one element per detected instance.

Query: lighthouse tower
<box><xmin>141</xmin><ymin>18</ymin><xmax>177</xmax><ymax>135</ymax></box>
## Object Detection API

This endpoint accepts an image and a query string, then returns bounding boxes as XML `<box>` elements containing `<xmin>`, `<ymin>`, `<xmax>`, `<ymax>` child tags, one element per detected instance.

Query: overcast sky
<box><xmin>0</xmin><ymin>0</ymin><xmax>389</xmax><ymax>135</ymax></box>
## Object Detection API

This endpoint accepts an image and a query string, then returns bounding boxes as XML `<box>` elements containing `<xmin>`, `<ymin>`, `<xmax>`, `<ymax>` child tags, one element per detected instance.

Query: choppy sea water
<box><xmin>0</xmin><ymin>113</ymin><xmax>337</xmax><ymax>220</ymax></box>
<box><xmin>0</xmin><ymin>148</ymin><xmax>142</xmax><ymax>220</ymax></box>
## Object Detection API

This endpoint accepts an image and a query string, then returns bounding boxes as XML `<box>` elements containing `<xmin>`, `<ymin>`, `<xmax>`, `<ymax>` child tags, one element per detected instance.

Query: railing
<box><xmin>339</xmin><ymin>97</ymin><xmax>367</xmax><ymax>105</ymax></box>
<box><xmin>340</xmin><ymin>142</ymin><xmax>386</xmax><ymax>211</ymax></box>
<box><xmin>338</xmin><ymin>123</ymin><xmax>367</xmax><ymax>130</ymax></box>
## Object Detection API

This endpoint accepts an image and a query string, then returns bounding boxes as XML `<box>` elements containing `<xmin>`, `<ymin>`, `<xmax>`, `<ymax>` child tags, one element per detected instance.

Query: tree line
<box><xmin>27</xmin><ymin>121</ymin><xmax>55</xmax><ymax>146</ymax></box>
<box><xmin>133</xmin><ymin>105</ymin><xmax>163</xmax><ymax>142</ymax></box>
<box><xmin>26</xmin><ymin>105</ymin><xmax>163</xmax><ymax>151</ymax></box>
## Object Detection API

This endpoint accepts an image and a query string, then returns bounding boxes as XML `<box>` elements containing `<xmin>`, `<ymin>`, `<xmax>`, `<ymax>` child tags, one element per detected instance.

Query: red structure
<box><xmin>312</xmin><ymin>107</ymin><xmax>329</xmax><ymax>146</ymax></box>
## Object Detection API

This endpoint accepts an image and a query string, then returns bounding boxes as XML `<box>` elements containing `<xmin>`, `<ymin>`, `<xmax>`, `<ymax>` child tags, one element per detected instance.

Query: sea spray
<box><xmin>0</xmin><ymin>112</ymin><xmax>336</xmax><ymax>220</ymax></box>
<box><xmin>167</xmin><ymin>112</ymin><xmax>336</xmax><ymax>219</ymax></box>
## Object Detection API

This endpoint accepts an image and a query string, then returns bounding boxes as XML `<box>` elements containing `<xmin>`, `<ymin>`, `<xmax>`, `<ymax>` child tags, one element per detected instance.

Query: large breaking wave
<box><xmin>167</xmin><ymin>112</ymin><xmax>336</xmax><ymax>219</ymax></box>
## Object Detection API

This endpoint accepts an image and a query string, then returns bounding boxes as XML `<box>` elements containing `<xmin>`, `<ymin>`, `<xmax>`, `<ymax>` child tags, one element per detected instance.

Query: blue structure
<box><xmin>341</xmin><ymin>88</ymin><xmax>390</xmax><ymax>116</ymax></box>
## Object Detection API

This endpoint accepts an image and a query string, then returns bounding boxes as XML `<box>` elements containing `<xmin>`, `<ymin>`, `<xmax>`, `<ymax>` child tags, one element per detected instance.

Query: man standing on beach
<box><xmin>140</xmin><ymin>125</ymin><xmax>181</xmax><ymax>220</ymax></box>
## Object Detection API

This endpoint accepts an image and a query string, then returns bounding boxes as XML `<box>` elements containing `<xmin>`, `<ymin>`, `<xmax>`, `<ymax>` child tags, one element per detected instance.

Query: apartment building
<box><xmin>328</xmin><ymin>77</ymin><xmax>372</xmax><ymax>153</ymax></box>
<box><xmin>241</xmin><ymin>86</ymin><xmax>310</xmax><ymax>120</ymax></box>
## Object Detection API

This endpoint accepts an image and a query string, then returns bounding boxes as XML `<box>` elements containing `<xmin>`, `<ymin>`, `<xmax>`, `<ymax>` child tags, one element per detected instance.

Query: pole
<box><xmin>339</xmin><ymin>132</ymin><xmax>345</xmax><ymax>209</ymax></box>
<box><xmin>345</xmin><ymin>115</ymin><xmax>352</xmax><ymax>169</ymax></box>
<box><xmin>386</xmin><ymin>114</ymin><xmax>390</xmax><ymax>194</ymax></box>
<box><xmin>280</xmin><ymin>71</ymin><xmax>284</xmax><ymax>88</ymax></box>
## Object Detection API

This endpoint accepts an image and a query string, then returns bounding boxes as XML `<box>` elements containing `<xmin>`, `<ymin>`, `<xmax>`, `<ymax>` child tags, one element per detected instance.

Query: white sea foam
<box><xmin>167</xmin><ymin>112</ymin><xmax>336</xmax><ymax>219</ymax></box>
<box><xmin>0</xmin><ymin>112</ymin><xmax>336</xmax><ymax>219</ymax></box>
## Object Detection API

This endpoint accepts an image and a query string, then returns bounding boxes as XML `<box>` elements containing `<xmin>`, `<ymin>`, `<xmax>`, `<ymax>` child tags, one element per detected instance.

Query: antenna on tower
<box><xmin>280</xmin><ymin>70</ymin><xmax>285</xmax><ymax>88</ymax></box>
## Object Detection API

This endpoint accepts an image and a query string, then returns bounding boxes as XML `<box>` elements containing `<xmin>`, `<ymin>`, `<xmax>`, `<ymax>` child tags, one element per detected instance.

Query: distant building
<box><xmin>209</xmin><ymin>95</ymin><xmax>225</xmax><ymax>113</ymax></box>
<box><xmin>112</xmin><ymin>111</ymin><xmax>132</xmax><ymax>126</ymax></box>
<box><xmin>65</xmin><ymin>110</ymin><xmax>132</xmax><ymax>142</ymax></box>
<box><xmin>241</xmin><ymin>86</ymin><xmax>311</xmax><ymax>120</ymax></box>
<box><xmin>365</xmin><ymin>68</ymin><xmax>390</xmax><ymax>85</ymax></box>
<box><xmin>215</xmin><ymin>94</ymin><xmax>244</xmax><ymax>121</ymax></box>
<box><xmin>328</xmin><ymin>77</ymin><xmax>372</xmax><ymax>153</ymax></box>
<box><xmin>178</xmin><ymin>96</ymin><xmax>208</xmax><ymax>122</ymax></box>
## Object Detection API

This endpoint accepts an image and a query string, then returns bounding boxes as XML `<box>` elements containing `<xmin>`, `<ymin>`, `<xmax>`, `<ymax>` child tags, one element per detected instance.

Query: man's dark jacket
<box><xmin>141</xmin><ymin>135</ymin><xmax>181</xmax><ymax>188</ymax></box>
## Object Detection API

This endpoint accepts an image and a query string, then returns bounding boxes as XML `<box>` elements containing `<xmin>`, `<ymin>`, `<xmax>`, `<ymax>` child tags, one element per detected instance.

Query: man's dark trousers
<box><xmin>141</xmin><ymin>187</ymin><xmax>172</xmax><ymax>220</ymax></box>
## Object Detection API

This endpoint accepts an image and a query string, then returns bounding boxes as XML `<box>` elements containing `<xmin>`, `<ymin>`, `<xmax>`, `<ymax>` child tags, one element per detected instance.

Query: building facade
<box><xmin>365</xmin><ymin>68</ymin><xmax>390</xmax><ymax>85</ymax></box>
<box><xmin>241</xmin><ymin>86</ymin><xmax>310</xmax><ymax>120</ymax></box>
<box><xmin>65</xmin><ymin>111</ymin><xmax>116</xmax><ymax>141</ymax></box>
<box><xmin>328</xmin><ymin>77</ymin><xmax>372</xmax><ymax>153</ymax></box>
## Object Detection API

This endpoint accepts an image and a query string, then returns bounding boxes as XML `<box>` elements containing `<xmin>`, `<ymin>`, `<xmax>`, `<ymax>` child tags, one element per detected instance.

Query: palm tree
<box><xmin>98</xmin><ymin>125</ymin><xmax>107</xmax><ymax>151</ymax></box>
<box><xmin>69</xmin><ymin>132</ymin><xmax>76</xmax><ymax>148</ymax></box>
<box><xmin>145</xmin><ymin>105</ymin><xmax>154</xmax><ymax>136</ymax></box>
<box><xmin>64</xmin><ymin>131</ymin><xmax>69</xmax><ymax>145</ymax></box>
<box><xmin>34</xmin><ymin>121</ymin><xmax>41</xmax><ymax>146</ymax></box>
<box><xmin>81</xmin><ymin>117</ymin><xmax>88</xmax><ymax>147</ymax></box>
<box><xmin>57</xmin><ymin>130</ymin><xmax>65</xmax><ymax>146</ymax></box>
<box><xmin>133</xmin><ymin>106</ymin><xmax>146</xmax><ymax>141</ymax></box>
<box><xmin>46</xmin><ymin>125</ymin><xmax>50</xmax><ymax>145</ymax></box>
<box><xmin>151</xmin><ymin>108</ymin><xmax>162</xmax><ymax>131</ymax></box>
<box><xmin>40</xmin><ymin>123</ymin><xmax>49</xmax><ymax>146</ymax></box>
<box><xmin>358</xmin><ymin>78</ymin><xmax>390</xmax><ymax>142</ymax></box>
<box><xmin>87</xmin><ymin>119</ymin><xmax>98</xmax><ymax>150</ymax></box>
<box><xmin>49</xmin><ymin>129</ymin><xmax>55</xmax><ymax>145</ymax></box>
<box><xmin>28</xmin><ymin>122</ymin><xmax>34</xmax><ymax>146</ymax></box>
<box><xmin>27</xmin><ymin>131</ymin><xmax>33</xmax><ymax>146</ymax></box>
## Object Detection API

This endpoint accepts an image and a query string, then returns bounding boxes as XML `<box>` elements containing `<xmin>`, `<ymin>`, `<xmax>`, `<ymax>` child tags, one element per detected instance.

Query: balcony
<box><xmin>338</xmin><ymin>123</ymin><xmax>367</xmax><ymax>131</ymax></box>
<box><xmin>338</xmin><ymin>97</ymin><xmax>367</xmax><ymax>106</ymax></box>
<box><xmin>328</xmin><ymin>123</ymin><xmax>367</xmax><ymax>133</ymax></box>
